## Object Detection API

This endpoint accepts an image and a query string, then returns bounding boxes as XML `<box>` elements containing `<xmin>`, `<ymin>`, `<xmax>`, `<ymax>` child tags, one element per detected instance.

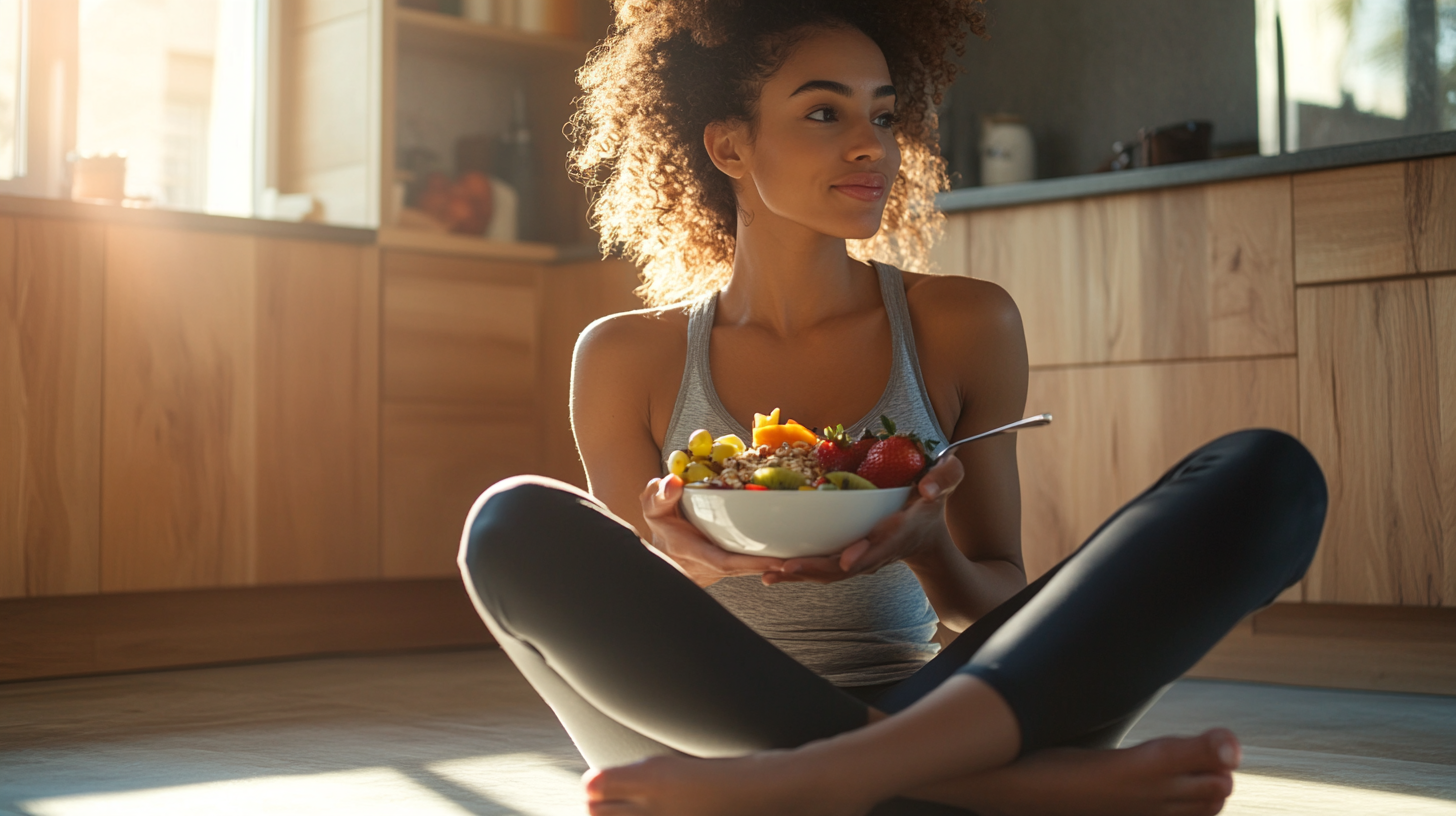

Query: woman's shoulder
<box><xmin>895</xmin><ymin>266</ymin><xmax>1023</xmax><ymax>343</ymax></box>
<box><xmin>575</xmin><ymin>301</ymin><xmax>694</xmax><ymax>370</ymax></box>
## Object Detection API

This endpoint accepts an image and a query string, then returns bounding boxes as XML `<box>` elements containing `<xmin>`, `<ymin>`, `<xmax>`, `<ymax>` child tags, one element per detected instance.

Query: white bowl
<box><xmin>679</xmin><ymin>487</ymin><xmax>912</xmax><ymax>559</ymax></box>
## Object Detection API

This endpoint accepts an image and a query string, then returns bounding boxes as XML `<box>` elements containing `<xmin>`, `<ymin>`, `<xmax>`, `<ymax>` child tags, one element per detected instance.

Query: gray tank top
<box><xmin>662</xmin><ymin>260</ymin><xmax>949</xmax><ymax>686</ymax></box>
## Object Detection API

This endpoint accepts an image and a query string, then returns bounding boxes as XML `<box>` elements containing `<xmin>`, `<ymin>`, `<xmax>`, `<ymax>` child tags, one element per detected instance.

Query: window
<box><xmin>1259</xmin><ymin>0</ymin><xmax>1456</xmax><ymax>153</ymax></box>
<box><xmin>76</xmin><ymin>0</ymin><xmax>257</xmax><ymax>215</ymax></box>
<box><xmin>0</xmin><ymin>0</ymin><xmax>260</xmax><ymax>215</ymax></box>
<box><xmin>0</xmin><ymin>0</ymin><xmax>23</xmax><ymax>181</ymax></box>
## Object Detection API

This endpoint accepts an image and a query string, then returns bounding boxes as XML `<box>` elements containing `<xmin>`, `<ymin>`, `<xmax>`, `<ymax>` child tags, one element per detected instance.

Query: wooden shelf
<box><xmin>377</xmin><ymin>226</ymin><xmax>560</xmax><ymax>261</ymax></box>
<box><xmin>395</xmin><ymin>6</ymin><xmax>590</xmax><ymax>66</ymax></box>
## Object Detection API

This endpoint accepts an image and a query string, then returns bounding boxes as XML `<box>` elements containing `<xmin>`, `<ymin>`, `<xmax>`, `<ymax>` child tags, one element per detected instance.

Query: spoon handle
<box><xmin>934</xmin><ymin>413</ymin><xmax>1053</xmax><ymax>461</ymax></box>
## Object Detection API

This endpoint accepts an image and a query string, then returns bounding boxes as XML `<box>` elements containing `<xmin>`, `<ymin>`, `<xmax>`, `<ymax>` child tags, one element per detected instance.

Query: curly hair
<box><xmin>568</xmin><ymin>0</ymin><xmax>987</xmax><ymax>306</ymax></box>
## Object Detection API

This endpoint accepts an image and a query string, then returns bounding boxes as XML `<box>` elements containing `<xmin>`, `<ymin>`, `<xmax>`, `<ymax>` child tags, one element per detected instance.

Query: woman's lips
<box><xmin>833</xmin><ymin>184</ymin><xmax>886</xmax><ymax>202</ymax></box>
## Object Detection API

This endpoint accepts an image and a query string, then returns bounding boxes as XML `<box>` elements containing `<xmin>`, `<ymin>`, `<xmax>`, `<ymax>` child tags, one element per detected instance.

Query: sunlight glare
<box><xmin>1229</xmin><ymin>772</ymin><xmax>1456</xmax><ymax>815</ymax></box>
<box><xmin>427</xmin><ymin>751</ymin><xmax>588</xmax><ymax>816</ymax></box>
<box><xmin>19</xmin><ymin>767</ymin><xmax>476</xmax><ymax>816</ymax></box>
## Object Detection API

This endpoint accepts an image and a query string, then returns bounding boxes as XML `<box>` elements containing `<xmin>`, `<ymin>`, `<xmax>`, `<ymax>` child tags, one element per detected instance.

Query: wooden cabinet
<box><xmin>0</xmin><ymin>205</ymin><xmax>640</xmax><ymax>678</ymax></box>
<box><xmin>3</xmin><ymin>208</ymin><xmax>635</xmax><ymax>595</ymax></box>
<box><xmin>1019</xmin><ymin>358</ymin><xmax>1300</xmax><ymax>582</ymax></box>
<box><xmin>945</xmin><ymin>155</ymin><xmax>1454</xmax><ymax>615</ymax></box>
<box><xmin>960</xmin><ymin>176</ymin><xmax>1296</xmax><ymax>367</ymax></box>
<box><xmin>0</xmin><ymin>218</ymin><xmax>105</xmax><ymax>598</ymax></box>
<box><xmin>382</xmin><ymin>403</ymin><xmax>539</xmax><ymax>577</ymax></box>
<box><xmin>1293</xmin><ymin>156</ymin><xmax>1456</xmax><ymax>284</ymax></box>
<box><xmin>1298</xmin><ymin>277</ymin><xmax>1455</xmax><ymax>606</ymax></box>
<box><xmin>376</xmin><ymin>250</ymin><xmax>642</xmax><ymax>576</ymax></box>
<box><xmin>100</xmin><ymin>226</ymin><xmax>380</xmax><ymax>592</ymax></box>
<box><xmin>382</xmin><ymin>252</ymin><xmax>540</xmax><ymax>407</ymax></box>
<box><xmin>380</xmin><ymin>249</ymin><xmax>543</xmax><ymax>577</ymax></box>
<box><xmin>101</xmin><ymin>227</ymin><xmax>260</xmax><ymax>591</ymax></box>
<box><xmin>254</xmin><ymin>240</ymin><xmax>381</xmax><ymax>584</ymax></box>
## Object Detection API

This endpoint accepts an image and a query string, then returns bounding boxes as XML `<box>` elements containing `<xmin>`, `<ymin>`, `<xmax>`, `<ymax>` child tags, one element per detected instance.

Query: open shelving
<box><xmin>278</xmin><ymin>0</ymin><xmax>608</xmax><ymax>257</ymax></box>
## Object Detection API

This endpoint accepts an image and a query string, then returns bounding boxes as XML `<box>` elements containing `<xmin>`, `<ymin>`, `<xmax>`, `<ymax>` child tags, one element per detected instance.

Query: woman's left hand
<box><xmin>764</xmin><ymin>454</ymin><xmax>965</xmax><ymax>585</ymax></box>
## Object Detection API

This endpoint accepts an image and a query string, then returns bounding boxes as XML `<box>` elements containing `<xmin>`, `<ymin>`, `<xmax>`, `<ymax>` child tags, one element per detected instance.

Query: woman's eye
<box><xmin>875</xmin><ymin>112</ymin><xmax>900</xmax><ymax>128</ymax></box>
<box><xmin>807</xmin><ymin>107</ymin><xmax>837</xmax><ymax>123</ymax></box>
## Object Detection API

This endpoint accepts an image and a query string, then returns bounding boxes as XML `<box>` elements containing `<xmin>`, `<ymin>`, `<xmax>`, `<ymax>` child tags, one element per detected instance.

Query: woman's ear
<box><xmin>704</xmin><ymin>120</ymin><xmax>749</xmax><ymax>179</ymax></box>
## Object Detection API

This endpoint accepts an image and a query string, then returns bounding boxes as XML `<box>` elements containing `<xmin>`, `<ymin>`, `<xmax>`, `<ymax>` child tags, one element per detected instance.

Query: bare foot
<box><xmin>583</xmin><ymin>728</ymin><xmax>1240</xmax><ymax>816</ymax></box>
<box><xmin>583</xmin><ymin>750</ymin><xmax>871</xmax><ymax>816</ymax></box>
<box><xmin>923</xmin><ymin>728</ymin><xmax>1241</xmax><ymax>816</ymax></box>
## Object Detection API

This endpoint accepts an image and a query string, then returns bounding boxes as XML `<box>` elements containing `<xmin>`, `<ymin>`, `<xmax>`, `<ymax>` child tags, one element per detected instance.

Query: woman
<box><xmin>458</xmin><ymin>2</ymin><xmax>1328</xmax><ymax>814</ymax></box>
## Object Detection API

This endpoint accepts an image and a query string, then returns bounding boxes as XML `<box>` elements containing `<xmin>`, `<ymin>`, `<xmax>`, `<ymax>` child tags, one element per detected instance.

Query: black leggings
<box><xmin>458</xmin><ymin>429</ymin><xmax>1326</xmax><ymax>813</ymax></box>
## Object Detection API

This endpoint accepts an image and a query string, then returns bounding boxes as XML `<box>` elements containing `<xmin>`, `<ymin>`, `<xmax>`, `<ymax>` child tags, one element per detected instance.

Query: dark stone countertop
<box><xmin>936</xmin><ymin>131</ymin><xmax>1456</xmax><ymax>213</ymax></box>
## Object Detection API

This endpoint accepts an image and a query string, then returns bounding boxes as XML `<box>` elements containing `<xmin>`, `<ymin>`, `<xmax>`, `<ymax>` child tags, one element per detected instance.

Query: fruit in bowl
<box><xmin>671</xmin><ymin>411</ymin><xmax>934</xmax><ymax>559</ymax></box>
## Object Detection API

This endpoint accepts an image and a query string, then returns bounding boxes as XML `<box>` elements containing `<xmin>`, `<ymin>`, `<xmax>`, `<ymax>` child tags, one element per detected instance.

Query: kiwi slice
<box><xmin>749</xmin><ymin>467</ymin><xmax>808</xmax><ymax>490</ymax></box>
<box><xmin>823</xmin><ymin>471</ymin><xmax>877</xmax><ymax>490</ymax></box>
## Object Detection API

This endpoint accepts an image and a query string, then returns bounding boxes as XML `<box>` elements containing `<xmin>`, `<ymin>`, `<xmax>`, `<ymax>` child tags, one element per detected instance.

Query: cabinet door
<box><xmin>0</xmin><ymin>218</ymin><xmax>105</xmax><ymax>598</ymax></box>
<box><xmin>1293</xmin><ymin>156</ymin><xmax>1456</xmax><ymax>284</ymax></box>
<box><xmin>963</xmin><ymin>176</ymin><xmax>1295</xmax><ymax>367</ymax></box>
<box><xmin>101</xmin><ymin>227</ymin><xmax>382</xmax><ymax>591</ymax></box>
<box><xmin>1019</xmin><ymin>357</ymin><xmax>1301</xmax><ymax>590</ymax></box>
<box><xmin>101</xmin><ymin>227</ymin><xmax>260</xmax><ymax>591</ymax></box>
<box><xmin>254</xmin><ymin>239</ymin><xmax>381</xmax><ymax>584</ymax></box>
<box><xmin>380</xmin><ymin>250</ymin><xmax>542</xmax><ymax>578</ymax></box>
<box><xmin>382</xmin><ymin>403</ymin><xmax>539</xmax><ymax>578</ymax></box>
<box><xmin>1298</xmin><ymin>278</ymin><xmax>1455</xmax><ymax>606</ymax></box>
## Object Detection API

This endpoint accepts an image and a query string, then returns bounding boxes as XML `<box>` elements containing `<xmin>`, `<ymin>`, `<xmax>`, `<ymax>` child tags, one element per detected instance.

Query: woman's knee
<box><xmin>1225</xmin><ymin>430</ymin><xmax>1326</xmax><ymax>518</ymax></box>
<box><xmin>1194</xmin><ymin>429</ymin><xmax>1328</xmax><ymax>566</ymax></box>
<box><xmin>457</xmin><ymin>475</ymin><xmax>597</xmax><ymax>583</ymax></box>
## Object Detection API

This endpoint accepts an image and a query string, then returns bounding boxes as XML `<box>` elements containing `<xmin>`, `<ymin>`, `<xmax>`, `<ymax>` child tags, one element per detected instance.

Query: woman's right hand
<box><xmin>640</xmin><ymin>475</ymin><xmax>787</xmax><ymax>587</ymax></box>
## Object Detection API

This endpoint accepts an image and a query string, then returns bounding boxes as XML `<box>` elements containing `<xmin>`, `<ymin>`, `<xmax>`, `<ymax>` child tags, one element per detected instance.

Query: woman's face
<box><xmin>711</xmin><ymin>25</ymin><xmax>902</xmax><ymax>240</ymax></box>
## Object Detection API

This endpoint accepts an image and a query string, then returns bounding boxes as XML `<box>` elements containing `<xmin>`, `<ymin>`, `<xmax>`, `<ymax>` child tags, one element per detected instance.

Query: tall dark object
<box><xmin>496</xmin><ymin>87</ymin><xmax>539</xmax><ymax>242</ymax></box>
<box><xmin>1406</xmin><ymin>0</ymin><xmax>1440</xmax><ymax>134</ymax></box>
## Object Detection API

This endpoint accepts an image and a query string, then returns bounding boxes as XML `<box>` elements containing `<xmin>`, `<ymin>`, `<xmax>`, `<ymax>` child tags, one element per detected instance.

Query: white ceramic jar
<box><xmin>980</xmin><ymin>115</ymin><xmax>1036</xmax><ymax>186</ymax></box>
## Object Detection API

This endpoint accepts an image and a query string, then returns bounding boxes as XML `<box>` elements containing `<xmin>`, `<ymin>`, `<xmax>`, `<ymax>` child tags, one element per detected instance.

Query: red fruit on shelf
<box><xmin>450</xmin><ymin>171</ymin><xmax>494</xmax><ymax>234</ymax></box>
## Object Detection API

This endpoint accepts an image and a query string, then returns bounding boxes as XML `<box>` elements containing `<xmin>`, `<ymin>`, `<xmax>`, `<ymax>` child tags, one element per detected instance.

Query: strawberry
<box><xmin>856</xmin><ymin>416</ymin><xmax>936</xmax><ymax>488</ymax></box>
<box><xmin>815</xmin><ymin>424</ymin><xmax>876</xmax><ymax>473</ymax></box>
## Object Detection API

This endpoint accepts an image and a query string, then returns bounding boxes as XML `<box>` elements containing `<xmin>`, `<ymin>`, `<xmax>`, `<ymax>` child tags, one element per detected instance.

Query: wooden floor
<box><xmin>0</xmin><ymin>649</ymin><xmax>1452</xmax><ymax>815</ymax></box>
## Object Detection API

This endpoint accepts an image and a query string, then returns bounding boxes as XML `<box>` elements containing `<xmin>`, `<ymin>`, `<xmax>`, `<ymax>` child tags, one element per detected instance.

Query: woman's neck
<box><xmin>717</xmin><ymin>219</ymin><xmax>880</xmax><ymax>337</ymax></box>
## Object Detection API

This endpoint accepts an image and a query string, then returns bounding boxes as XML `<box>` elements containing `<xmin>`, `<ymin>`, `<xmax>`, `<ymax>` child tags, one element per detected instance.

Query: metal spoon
<box><xmin>934</xmin><ymin>413</ymin><xmax>1053</xmax><ymax>462</ymax></box>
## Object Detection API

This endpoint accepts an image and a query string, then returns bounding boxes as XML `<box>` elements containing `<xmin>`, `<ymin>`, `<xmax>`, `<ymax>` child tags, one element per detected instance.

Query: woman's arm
<box><xmin>570</xmin><ymin>312</ymin><xmax>671</xmax><ymax>537</ymax></box>
<box><xmin>902</xmin><ymin>275</ymin><xmax>1031</xmax><ymax>629</ymax></box>
<box><xmin>572</xmin><ymin>311</ymin><xmax>786</xmax><ymax>587</ymax></box>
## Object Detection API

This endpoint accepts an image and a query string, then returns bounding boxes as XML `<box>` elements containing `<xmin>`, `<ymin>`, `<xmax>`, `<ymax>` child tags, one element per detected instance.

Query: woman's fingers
<box><xmin>640</xmin><ymin>475</ymin><xmax>682</xmax><ymax>518</ymax></box>
<box><xmin>837</xmin><ymin>540</ymin><xmax>871</xmax><ymax>572</ymax></box>
<box><xmin>711</xmin><ymin>550</ymin><xmax>786</xmax><ymax>575</ymax></box>
<box><xmin>917</xmin><ymin>454</ymin><xmax>964</xmax><ymax>501</ymax></box>
<box><xmin>766</xmin><ymin>555</ymin><xmax>850</xmax><ymax>584</ymax></box>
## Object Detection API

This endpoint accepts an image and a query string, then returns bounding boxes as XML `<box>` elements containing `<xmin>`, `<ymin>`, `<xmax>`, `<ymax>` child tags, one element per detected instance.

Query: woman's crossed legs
<box><xmin>458</xmin><ymin>429</ymin><xmax>1327</xmax><ymax>815</ymax></box>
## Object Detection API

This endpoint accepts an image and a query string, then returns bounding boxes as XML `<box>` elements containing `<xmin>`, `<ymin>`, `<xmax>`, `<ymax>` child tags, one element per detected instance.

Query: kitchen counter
<box><xmin>0</xmin><ymin>194</ymin><xmax>611</xmax><ymax>263</ymax></box>
<box><xmin>937</xmin><ymin>130</ymin><xmax>1456</xmax><ymax>213</ymax></box>
<box><xmin>0</xmin><ymin>193</ymin><xmax>375</xmax><ymax>245</ymax></box>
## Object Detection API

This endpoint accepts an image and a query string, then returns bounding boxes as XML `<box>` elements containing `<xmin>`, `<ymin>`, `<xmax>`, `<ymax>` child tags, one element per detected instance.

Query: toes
<box><xmin>1202</xmin><ymin>728</ymin><xmax>1241</xmax><ymax>770</ymax></box>
<box><xmin>1171</xmin><ymin>769</ymin><xmax>1234</xmax><ymax>802</ymax></box>
<box><xmin>1141</xmin><ymin>728</ymin><xmax>1242</xmax><ymax>775</ymax></box>
<box><xmin>584</xmin><ymin>765</ymin><xmax>642</xmax><ymax>803</ymax></box>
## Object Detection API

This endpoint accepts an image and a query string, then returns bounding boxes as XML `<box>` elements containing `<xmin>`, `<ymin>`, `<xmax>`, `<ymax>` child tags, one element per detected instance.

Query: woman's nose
<box><xmin>844</xmin><ymin>118</ymin><xmax>887</xmax><ymax>163</ymax></box>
